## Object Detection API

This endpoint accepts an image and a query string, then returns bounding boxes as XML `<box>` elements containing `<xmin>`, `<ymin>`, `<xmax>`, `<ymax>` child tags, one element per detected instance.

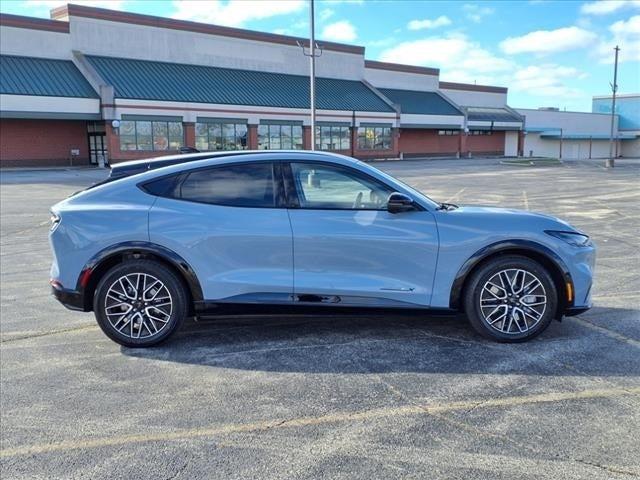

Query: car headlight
<box><xmin>50</xmin><ymin>211</ymin><xmax>61</xmax><ymax>232</ymax></box>
<box><xmin>545</xmin><ymin>230</ymin><xmax>590</xmax><ymax>247</ymax></box>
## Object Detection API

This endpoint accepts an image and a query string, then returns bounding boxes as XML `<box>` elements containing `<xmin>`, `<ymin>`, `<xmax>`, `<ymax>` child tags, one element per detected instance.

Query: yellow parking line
<box><xmin>2</xmin><ymin>387</ymin><xmax>638</xmax><ymax>458</ymax></box>
<box><xmin>570</xmin><ymin>316</ymin><xmax>640</xmax><ymax>348</ymax></box>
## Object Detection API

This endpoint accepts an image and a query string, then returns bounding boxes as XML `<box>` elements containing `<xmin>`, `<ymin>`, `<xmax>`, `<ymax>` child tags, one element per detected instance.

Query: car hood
<box><xmin>441</xmin><ymin>205</ymin><xmax>579</xmax><ymax>233</ymax></box>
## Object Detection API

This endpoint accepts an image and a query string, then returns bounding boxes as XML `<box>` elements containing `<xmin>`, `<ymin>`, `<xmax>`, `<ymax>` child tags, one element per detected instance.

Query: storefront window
<box><xmin>195</xmin><ymin>121</ymin><xmax>247</xmax><ymax>151</ymax></box>
<box><xmin>315</xmin><ymin>125</ymin><xmax>351</xmax><ymax>150</ymax></box>
<box><xmin>357</xmin><ymin>126</ymin><xmax>391</xmax><ymax>150</ymax></box>
<box><xmin>438</xmin><ymin>130</ymin><xmax>459</xmax><ymax>136</ymax></box>
<box><xmin>119</xmin><ymin>119</ymin><xmax>183</xmax><ymax>151</ymax></box>
<box><xmin>258</xmin><ymin>124</ymin><xmax>303</xmax><ymax>150</ymax></box>
<box><xmin>470</xmin><ymin>130</ymin><xmax>493</xmax><ymax>136</ymax></box>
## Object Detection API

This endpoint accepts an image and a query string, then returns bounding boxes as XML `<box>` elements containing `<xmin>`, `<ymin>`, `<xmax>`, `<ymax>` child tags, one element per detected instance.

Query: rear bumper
<box><xmin>51</xmin><ymin>283</ymin><xmax>85</xmax><ymax>311</ymax></box>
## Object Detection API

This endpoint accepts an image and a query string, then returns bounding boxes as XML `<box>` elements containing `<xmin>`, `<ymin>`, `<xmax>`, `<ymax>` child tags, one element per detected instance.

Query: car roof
<box><xmin>77</xmin><ymin>150</ymin><xmax>440</xmax><ymax>210</ymax></box>
<box><xmin>118</xmin><ymin>150</ymin><xmax>361</xmax><ymax>176</ymax></box>
<box><xmin>110</xmin><ymin>150</ymin><xmax>362</xmax><ymax>176</ymax></box>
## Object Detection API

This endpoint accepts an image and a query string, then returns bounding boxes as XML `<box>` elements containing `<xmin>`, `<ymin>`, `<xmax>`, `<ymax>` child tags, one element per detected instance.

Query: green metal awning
<box><xmin>0</xmin><ymin>55</ymin><xmax>98</xmax><ymax>98</ymax></box>
<box><xmin>86</xmin><ymin>56</ymin><xmax>395</xmax><ymax>113</ymax></box>
<box><xmin>377</xmin><ymin>88</ymin><xmax>462</xmax><ymax>116</ymax></box>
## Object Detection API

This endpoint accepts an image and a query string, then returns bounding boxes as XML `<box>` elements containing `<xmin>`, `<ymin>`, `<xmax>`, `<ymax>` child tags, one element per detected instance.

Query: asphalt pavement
<box><xmin>1</xmin><ymin>158</ymin><xmax>638</xmax><ymax>479</ymax></box>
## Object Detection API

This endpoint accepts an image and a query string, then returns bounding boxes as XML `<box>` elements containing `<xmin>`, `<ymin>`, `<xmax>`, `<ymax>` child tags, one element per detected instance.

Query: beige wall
<box><xmin>364</xmin><ymin>67</ymin><xmax>439</xmax><ymax>91</ymax></box>
<box><xmin>504</xmin><ymin>131</ymin><xmax>518</xmax><ymax>156</ymax></box>
<box><xmin>0</xmin><ymin>25</ymin><xmax>71</xmax><ymax>59</ymax></box>
<box><xmin>67</xmin><ymin>15</ymin><xmax>365</xmax><ymax>80</ymax></box>
<box><xmin>440</xmin><ymin>89</ymin><xmax>507</xmax><ymax>108</ymax></box>
<box><xmin>523</xmin><ymin>133</ymin><xmax>623</xmax><ymax>159</ymax></box>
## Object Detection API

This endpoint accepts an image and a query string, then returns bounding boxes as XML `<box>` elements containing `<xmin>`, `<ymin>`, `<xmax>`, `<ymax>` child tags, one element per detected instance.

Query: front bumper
<box><xmin>51</xmin><ymin>282</ymin><xmax>85</xmax><ymax>311</ymax></box>
<box><xmin>564</xmin><ymin>305</ymin><xmax>592</xmax><ymax>317</ymax></box>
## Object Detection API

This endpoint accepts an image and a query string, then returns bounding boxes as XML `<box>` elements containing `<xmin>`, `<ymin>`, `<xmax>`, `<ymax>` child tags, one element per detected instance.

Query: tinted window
<box><xmin>291</xmin><ymin>163</ymin><xmax>393</xmax><ymax>210</ymax></box>
<box><xmin>180</xmin><ymin>163</ymin><xmax>275</xmax><ymax>207</ymax></box>
<box><xmin>142</xmin><ymin>174</ymin><xmax>182</xmax><ymax>197</ymax></box>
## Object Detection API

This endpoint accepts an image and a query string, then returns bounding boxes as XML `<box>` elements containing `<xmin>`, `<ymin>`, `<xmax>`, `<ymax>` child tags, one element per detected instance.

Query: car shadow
<box><xmin>122</xmin><ymin>306</ymin><xmax>640</xmax><ymax>376</ymax></box>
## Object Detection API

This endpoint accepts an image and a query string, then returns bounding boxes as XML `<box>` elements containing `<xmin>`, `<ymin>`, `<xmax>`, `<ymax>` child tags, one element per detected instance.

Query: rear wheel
<box><xmin>464</xmin><ymin>255</ymin><xmax>557</xmax><ymax>342</ymax></box>
<box><xmin>93</xmin><ymin>260</ymin><xmax>188</xmax><ymax>347</ymax></box>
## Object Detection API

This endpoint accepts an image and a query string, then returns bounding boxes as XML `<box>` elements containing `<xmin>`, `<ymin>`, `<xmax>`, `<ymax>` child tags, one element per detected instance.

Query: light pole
<box><xmin>309</xmin><ymin>0</ymin><xmax>316</xmax><ymax>150</ymax></box>
<box><xmin>297</xmin><ymin>0</ymin><xmax>321</xmax><ymax>150</ymax></box>
<box><xmin>606</xmin><ymin>45</ymin><xmax>620</xmax><ymax>168</ymax></box>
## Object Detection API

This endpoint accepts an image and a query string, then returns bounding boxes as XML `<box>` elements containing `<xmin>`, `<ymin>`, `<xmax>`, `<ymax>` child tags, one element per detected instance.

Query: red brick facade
<box><xmin>0</xmin><ymin>119</ymin><xmax>90</xmax><ymax>167</ymax></box>
<box><xmin>466</xmin><ymin>131</ymin><xmax>505</xmax><ymax>155</ymax></box>
<box><xmin>0</xmin><ymin>119</ymin><xmax>509</xmax><ymax>167</ymax></box>
<box><xmin>398</xmin><ymin>129</ymin><xmax>459</xmax><ymax>157</ymax></box>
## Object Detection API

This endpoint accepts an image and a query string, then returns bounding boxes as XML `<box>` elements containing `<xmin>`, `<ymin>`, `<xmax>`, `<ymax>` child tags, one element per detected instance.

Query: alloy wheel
<box><xmin>104</xmin><ymin>273</ymin><xmax>173</xmax><ymax>339</ymax></box>
<box><xmin>479</xmin><ymin>268</ymin><xmax>547</xmax><ymax>335</ymax></box>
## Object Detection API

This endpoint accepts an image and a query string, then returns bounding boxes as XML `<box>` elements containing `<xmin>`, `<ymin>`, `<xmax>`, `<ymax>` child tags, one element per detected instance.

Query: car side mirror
<box><xmin>387</xmin><ymin>192</ymin><xmax>416</xmax><ymax>214</ymax></box>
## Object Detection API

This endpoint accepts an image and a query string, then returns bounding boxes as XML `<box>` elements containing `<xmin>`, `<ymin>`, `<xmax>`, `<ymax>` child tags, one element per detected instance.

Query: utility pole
<box><xmin>298</xmin><ymin>0</ymin><xmax>321</xmax><ymax>150</ymax></box>
<box><xmin>309</xmin><ymin>0</ymin><xmax>316</xmax><ymax>150</ymax></box>
<box><xmin>606</xmin><ymin>45</ymin><xmax>620</xmax><ymax>168</ymax></box>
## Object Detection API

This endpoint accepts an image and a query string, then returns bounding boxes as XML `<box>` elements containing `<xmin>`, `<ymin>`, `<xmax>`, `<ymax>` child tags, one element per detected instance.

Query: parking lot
<box><xmin>1</xmin><ymin>158</ymin><xmax>639</xmax><ymax>479</ymax></box>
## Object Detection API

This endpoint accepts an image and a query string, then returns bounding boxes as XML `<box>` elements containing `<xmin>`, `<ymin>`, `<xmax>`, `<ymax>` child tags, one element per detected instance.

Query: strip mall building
<box><xmin>0</xmin><ymin>4</ymin><xmax>637</xmax><ymax>167</ymax></box>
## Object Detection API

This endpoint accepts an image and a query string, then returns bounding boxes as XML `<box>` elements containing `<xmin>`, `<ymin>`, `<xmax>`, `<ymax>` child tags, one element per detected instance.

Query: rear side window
<box><xmin>142</xmin><ymin>175</ymin><xmax>182</xmax><ymax>197</ymax></box>
<box><xmin>179</xmin><ymin>163</ymin><xmax>275</xmax><ymax>207</ymax></box>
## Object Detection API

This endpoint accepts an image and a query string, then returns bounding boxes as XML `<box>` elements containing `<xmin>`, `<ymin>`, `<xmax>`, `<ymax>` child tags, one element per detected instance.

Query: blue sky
<box><xmin>2</xmin><ymin>0</ymin><xmax>639</xmax><ymax>111</ymax></box>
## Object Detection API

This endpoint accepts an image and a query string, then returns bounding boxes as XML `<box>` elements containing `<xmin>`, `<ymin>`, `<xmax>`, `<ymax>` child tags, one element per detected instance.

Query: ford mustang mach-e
<box><xmin>49</xmin><ymin>151</ymin><xmax>595</xmax><ymax>346</ymax></box>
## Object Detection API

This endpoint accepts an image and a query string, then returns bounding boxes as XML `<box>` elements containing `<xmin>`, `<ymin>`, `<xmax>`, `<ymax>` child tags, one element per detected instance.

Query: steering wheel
<box><xmin>353</xmin><ymin>191</ymin><xmax>363</xmax><ymax>209</ymax></box>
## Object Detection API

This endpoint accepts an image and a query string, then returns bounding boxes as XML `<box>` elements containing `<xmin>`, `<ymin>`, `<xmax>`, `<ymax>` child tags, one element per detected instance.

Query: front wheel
<box><xmin>93</xmin><ymin>260</ymin><xmax>188</xmax><ymax>347</ymax></box>
<box><xmin>464</xmin><ymin>255</ymin><xmax>558</xmax><ymax>342</ymax></box>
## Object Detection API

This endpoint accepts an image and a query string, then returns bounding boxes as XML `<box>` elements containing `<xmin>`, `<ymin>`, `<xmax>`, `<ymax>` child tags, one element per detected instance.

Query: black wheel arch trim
<box><xmin>449</xmin><ymin>239</ymin><xmax>574</xmax><ymax>312</ymax></box>
<box><xmin>76</xmin><ymin>241</ymin><xmax>204</xmax><ymax>311</ymax></box>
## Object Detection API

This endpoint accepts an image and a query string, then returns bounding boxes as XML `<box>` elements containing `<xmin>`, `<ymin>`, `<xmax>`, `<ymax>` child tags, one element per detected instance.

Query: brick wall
<box><xmin>466</xmin><ymin>131</ymin><xmax>505</xmax><ymax>155</ymax></box>
<box><xmin>398</xmin><ymin>129</ymin><xmax>459</xmax><ymax>157</ymax></box>
<box><xmin>0</xmin><ymin>119</ymin><xmax>90</xmax><ymax>167</ymax></box>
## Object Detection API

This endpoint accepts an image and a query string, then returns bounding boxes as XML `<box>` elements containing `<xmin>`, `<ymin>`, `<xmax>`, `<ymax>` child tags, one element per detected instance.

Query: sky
<box><xmin>1</xmin><ymin>0</ymin><xmax>639</xmax><ymax>111</ymax></box>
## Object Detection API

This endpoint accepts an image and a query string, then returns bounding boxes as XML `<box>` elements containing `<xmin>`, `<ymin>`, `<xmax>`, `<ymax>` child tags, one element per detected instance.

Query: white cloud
<box><xmin>319</xmin><ymin>8</ymin><xmax>335</xmax><ymax>21</ymax></box>
<box><xmin>510</xmin><ymin>64</ymin><xmax>587</xmax><ymax>98</ymax></box>
<box><xmin>407</xmin><ymin>15</ymin><xmax>451</xmax><ymax>31</ymax></box>
<box><xmin>462</xmin><ymin>3</ymin><xmax>494</xmax><ymax>23</ymax></box>
<box><xmin>380</xmin><ymin>33</ymin><xmax>588</xmax><ymax>102</ymax></box>
<box><xmin>24</xmin><ymin>0</ymin><xmax>124</xmax><ymax>10</ymax></box>
<box><xmin>595</xmin><ymin>15</ymin><xmax>640</xmax><ymax>63</ymax></box>
<box><xmin>500</xmin><ymin>26</ymin><xmax>597</xmax><ymax>55</ymax></box>
<box><xmin>321</xmin><ymin>20</ymin><xmax>357</xmax><ymax>41</ymax></box>
<box><xmin>580</xmin><ymin>0</ymin><xmax>640</xmax><ymax>15</ymax></box>
<box><xmin>171</xmin><ymin>0</ymin><xmax>304</xmax><ymax>27</ymax></box>
<box><xmin>380</xmin><ymin>33</ymin><xmax>513</xmax><ymax>75</ymax></box>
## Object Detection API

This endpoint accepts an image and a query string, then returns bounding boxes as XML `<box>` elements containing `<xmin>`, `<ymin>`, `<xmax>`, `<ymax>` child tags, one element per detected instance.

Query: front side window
<box><xmin>258</xmin><ymin>124</ymin><xmax>303</xmax><ymax>150</ymax></box>
<box><xmin>315</xmin><ymin>125</ymin><xmax>351</xmax><ymax>151</ymax></box>
<box><xmin>119</xmin><ymin>120</ymin><xmax>184</xmax><ymax>151</ymax></box>
<box><xmin>290</xmin><ymin>162</ymin><xmax>393</xmax><ymax>210</ymax></box>
<box><xmin>357</xmin><ymin>126</ymin><xmax>391</xmax><ymax>150</ymax></box>
<box><xmin>195</xmin><ymin>122</ymin><xmax>247</xmax><ymax>151</ymax></box>
<box><xmin>179</xmin><ymin>163</ymin><xmax>275</xmax><ymax>208</ymax></box>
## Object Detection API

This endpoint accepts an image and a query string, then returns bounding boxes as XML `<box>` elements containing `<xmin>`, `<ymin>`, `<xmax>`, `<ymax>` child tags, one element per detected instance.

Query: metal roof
<box><xmin>377</xmin><ymin>88</ymin><xmax>462</xmax><ymax>116</ymax></box>
<box><xmin>0</xmin><ymin>55</ymin><xmax>98</xmax><ymax>98</ymax></box>
<box><xmin>86</xmin><ymin>56</ymin><xmax>394</xmax><ymax>113</ymax></box>
<box><xmin>467</xmin><ymin>107</ymin><xmax>522</xmax><ymax>123</ymax></box>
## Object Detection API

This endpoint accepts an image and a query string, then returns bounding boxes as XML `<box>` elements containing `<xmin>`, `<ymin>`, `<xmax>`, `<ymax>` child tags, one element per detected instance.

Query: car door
<box><xmin>149</xmin><ymin>161</ymin><xmax>293</xmax><ymax>303</ymax></box>
<box><xmin>285</xmin><ymin>161</ymin><xmax>439</xmax><ymax>307</ymax></box>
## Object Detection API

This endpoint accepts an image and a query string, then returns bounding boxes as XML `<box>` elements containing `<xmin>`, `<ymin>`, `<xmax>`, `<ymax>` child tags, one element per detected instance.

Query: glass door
<box><xmin>87</xmin><ymin>123</ymin><xmax>108</xmax><ymax>165</ymax></box>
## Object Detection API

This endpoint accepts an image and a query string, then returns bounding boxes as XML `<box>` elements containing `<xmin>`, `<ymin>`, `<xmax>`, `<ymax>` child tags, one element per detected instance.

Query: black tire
<box><xmin>463</xmin><ymin>255</ymin><xmax>558</xmax><ymax>343</ymax></box>
<box><xmin>93</xmin><ymin>260</ymin><xmax>188</xmax><ymax>347</ymax></box>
